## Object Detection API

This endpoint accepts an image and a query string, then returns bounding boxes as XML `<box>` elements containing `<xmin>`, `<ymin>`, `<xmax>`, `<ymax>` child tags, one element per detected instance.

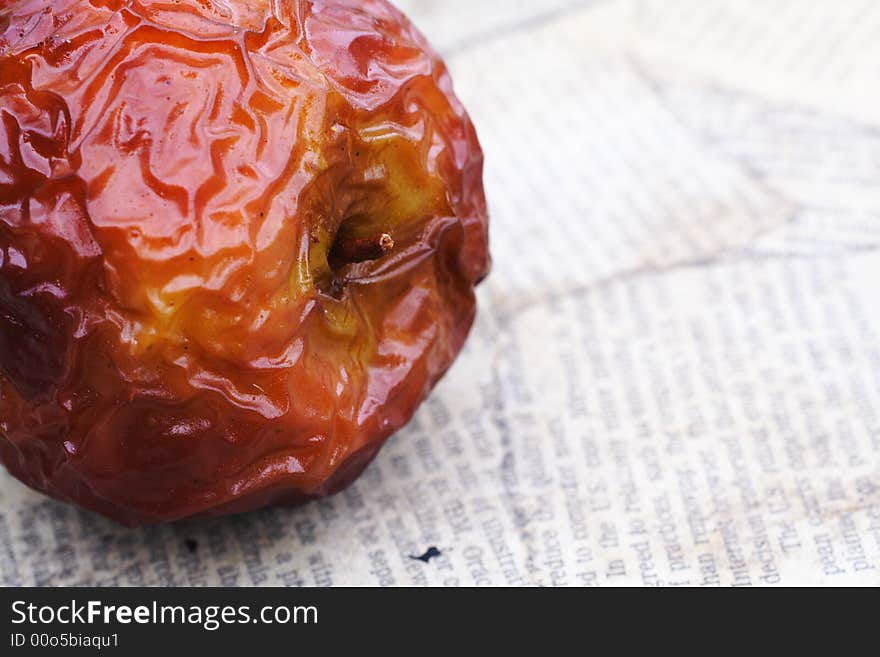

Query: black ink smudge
<box><xmin>410</xmin><ymin>547</ymin><xmax>442</xmax><ymax>563</ymax></box>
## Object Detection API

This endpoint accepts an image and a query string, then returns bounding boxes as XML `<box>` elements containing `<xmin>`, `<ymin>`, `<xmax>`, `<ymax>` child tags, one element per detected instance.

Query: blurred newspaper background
<box><xmin>2</xmin><ymin>0</ymin><xmax>879</xmax><ymax>586</ymax></box>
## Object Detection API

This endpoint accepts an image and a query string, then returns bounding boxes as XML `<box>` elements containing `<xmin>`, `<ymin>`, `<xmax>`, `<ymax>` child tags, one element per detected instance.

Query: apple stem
<box><xmin>329</xmin><ymin>233</ymin><xmax>394</xmax><ymax>267</ymax></box>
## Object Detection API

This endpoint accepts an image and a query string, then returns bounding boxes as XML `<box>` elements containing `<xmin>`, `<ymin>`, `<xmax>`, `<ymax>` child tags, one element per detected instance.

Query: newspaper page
<box><xmin>581</xmin><ymin>0</ymin><xmax>880</xmax><ymax>128</ymax></box>
<box><xmin>0</xmin><ymin>0</ymin><xmax>878</xmax><ymax>586</ymax></box>
<box><xmin>651</xmin><ymin>71</ymin><xmax>880</xmax><ymax>258</ymax></box>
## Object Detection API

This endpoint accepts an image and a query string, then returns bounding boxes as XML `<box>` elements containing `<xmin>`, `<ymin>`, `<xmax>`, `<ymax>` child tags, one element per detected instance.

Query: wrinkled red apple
<box><xmin>0</xmin><ymin>0</ymin><xmax>489</xmax><ymax>525</ymax></box>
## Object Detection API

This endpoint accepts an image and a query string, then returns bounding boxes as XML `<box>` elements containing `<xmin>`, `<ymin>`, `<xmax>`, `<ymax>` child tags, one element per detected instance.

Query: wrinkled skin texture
<box><xmin>0</xmin><ymin>0</ymin><xmax>489</xmax><ymax>525</ymax></box>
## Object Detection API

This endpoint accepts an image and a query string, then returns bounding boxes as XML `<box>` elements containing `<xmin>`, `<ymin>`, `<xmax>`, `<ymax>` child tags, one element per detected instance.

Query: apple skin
<box><xmin>0</xmin><ymin>0</ymin><xmax>489</xmax><ymax>525</ymax></box>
